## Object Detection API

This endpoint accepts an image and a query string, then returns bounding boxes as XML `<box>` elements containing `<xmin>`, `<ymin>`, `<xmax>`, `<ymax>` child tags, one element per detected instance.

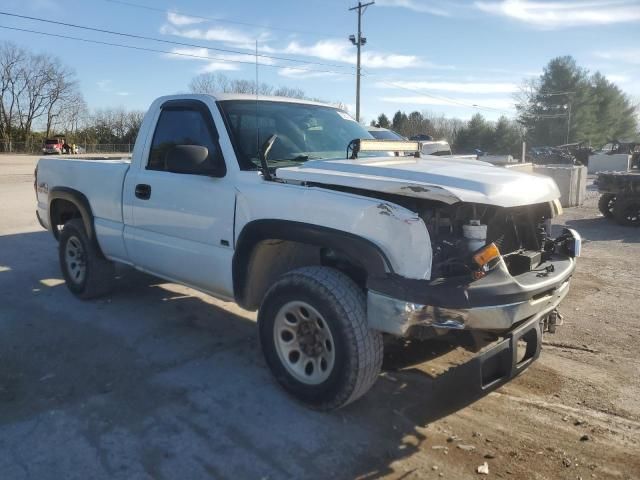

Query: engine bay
<box><xmin>416</xmin><ymin>200</ymin><xmax>558</xmax><ymax>279</ymax></box>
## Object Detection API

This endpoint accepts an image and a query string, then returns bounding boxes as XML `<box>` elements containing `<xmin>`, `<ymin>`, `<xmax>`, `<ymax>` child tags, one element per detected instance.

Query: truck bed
<box><xmin>36</xmin><ymin>156</ymin><xmax>131</xmax><ymax>231</ymax></box>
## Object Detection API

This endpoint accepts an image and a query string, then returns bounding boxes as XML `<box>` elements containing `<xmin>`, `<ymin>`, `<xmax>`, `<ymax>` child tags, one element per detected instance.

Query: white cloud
<box><xmin>376</xmin><ymin>80</ymin><xmax>519</xmax><ymax>93</ymax></box>
<box><xmin>281</xmin><ymin>39</ymin><xmax>422</xmax><ymax>69</ymax></box>
<box><xmin>475</xmin><ymin>0</ymin><xmax>640</xmax><ymax>28</ymax></box>
<box><xmin>380</xmin><ymin>95</ymin><xmax>516</xmax><ymax>110</ymax></box>
<box><xmin>160</xmin><ymin>23</ymin><xmax>270</xmax><ymax>47</ymax></box>
<box><xmin>168</xmin><ymin>47</ymin><xmax>275</xmax><ymax>65</ymax></box>
<box><xmin>165</xmin><ymin>47</ymin><xmax>288</xmax><ymax>72</ymax></box>
<box><xmin>160</xmin><ymin>19</ymin><xmax>444</xmax><ymax>72</ymax></box>
<box><xmin>278</xmin><ymin>67</ymin><xmax>338</xmax><ymax>79</ymax></box>
<box><xmin>199</xmin><ymin>62</ymin><xmax>241</xmax><ymax>72</ymax></box>
<box><xmin>97</xmin><ymin>79</ymin><xmax>111</xmax><ymax>91</ymax></box>
<box><xmin>604</xmin><ymin>74</ymin><xmax>631</xmax><ymax>84</ymax></box>
<box><xmin>167</xmin><ymin>12</ymin><xmax>206</xmax><ymax>26</ymax></box>
<box><xmin>595</xmin><ymin>49</ymin><xmax>640</xmax><ymax>65</ymax></box>
<box><xmin>376</xmin><ymin>0</ymin><xmax>452</xmax><ymax>15</ymax></box>
<box><xmin>96</xmin><ymin>80</ymin><xmax>131</xmax><ymax>96</ymax></box>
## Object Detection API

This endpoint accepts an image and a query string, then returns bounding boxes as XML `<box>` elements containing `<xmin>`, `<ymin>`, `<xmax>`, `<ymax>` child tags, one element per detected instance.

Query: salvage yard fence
<box><xmin>0</xmin><ymin>142</ymin><xmax>133</xmax><ymax>155</ymax></box>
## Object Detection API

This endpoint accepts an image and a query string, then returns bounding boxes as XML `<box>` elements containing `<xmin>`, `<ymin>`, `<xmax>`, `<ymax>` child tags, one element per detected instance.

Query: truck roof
<box><xmin>209</xmin><ymin>93</ymin><xmax>334</xmax><ymax>108</ymax></box>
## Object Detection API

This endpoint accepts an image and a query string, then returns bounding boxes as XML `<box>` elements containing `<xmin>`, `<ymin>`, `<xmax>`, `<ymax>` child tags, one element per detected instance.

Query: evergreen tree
<box><xmin>517</xmin><ymin>56</ymin><xmax>637</xmax><ymax>147</ymax></box>
<box><xmin>376</xmin><ymin>113</ymin><xmax>390</xmax><ymax>128</ymax></box>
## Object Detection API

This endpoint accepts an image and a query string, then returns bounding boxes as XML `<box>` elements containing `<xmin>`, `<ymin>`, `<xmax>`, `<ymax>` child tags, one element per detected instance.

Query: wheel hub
<box><xmin>273</xmin><ymin>301</ymin><xmax>336</xmax><ymax>385</ymax></box>
<box><xmin>65</xmin><ymin>235</ymin><xmax>86</xmax><ymax>284</ymax></box>
<box><xmin>297</xmin><ymin>321</ymin><xmax>325</xmax><ymax>357</ymax></box>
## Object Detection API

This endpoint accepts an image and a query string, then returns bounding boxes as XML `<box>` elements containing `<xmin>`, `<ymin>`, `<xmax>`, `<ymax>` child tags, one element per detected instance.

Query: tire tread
<box><xmin>59</xmin><ymin>218</ymin><xmax>114</xmax><ymax>299</ymax></box>
<box><xmin>259</xmin><ymin>266</ymin><xmax>383</xmax><ymax>410</ymax></box>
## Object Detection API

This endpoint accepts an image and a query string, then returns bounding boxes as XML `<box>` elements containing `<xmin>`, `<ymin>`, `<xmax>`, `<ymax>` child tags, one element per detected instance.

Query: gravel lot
<box><xmin>1</xmin><ymin>154</ymin><xmax>639</xmax><ymax>480</ymax></box>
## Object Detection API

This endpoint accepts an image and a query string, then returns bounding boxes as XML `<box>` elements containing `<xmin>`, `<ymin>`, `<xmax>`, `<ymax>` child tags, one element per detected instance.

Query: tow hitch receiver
<box><xmin>543</xmin><ymin>309</ymin><xmax>564</xmax><ymax>334</ymax></box>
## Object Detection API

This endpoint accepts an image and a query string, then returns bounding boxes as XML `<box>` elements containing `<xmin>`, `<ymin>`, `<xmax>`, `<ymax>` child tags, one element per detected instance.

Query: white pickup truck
<box><xmin>35</xmin><ymin>93</ymin><xmax>581</xmax><ymax>410</ymax></box>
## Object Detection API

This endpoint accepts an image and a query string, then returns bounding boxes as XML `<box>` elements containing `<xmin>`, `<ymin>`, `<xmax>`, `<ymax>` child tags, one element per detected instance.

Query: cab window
<box><xmin>147</xmin><ymin>106</ymin><xmax>225</xmax><ymax>175</ymax></box>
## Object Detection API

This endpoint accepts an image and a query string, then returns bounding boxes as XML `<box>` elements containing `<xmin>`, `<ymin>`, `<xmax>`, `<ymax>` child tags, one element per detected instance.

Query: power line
<box><xmin>524</xmin><ymin>114</ymin><xmax>569</xmax><ymax>118</ymax></box>
<box><xmin>538</xmin><ymin>90</ymin><xmax>575</xmax><ymax>96</ymax></box>
<box><xmin>104</xmin><ymin>0</ymin><xmax>339</xmax><ymax>38</ymax></box>
<box><xmin>0</xmin><ymin>11</ymin><xmax>355</xmax><ymax>71</ymax></box>
<box><xmin>0</xmin><ymin>25</ymin><xmax>357</xmax><ymax>77</ymax></box>
<box><xmin>369</xmin><ymin>77</ymin><xmax>515</xmax><ymax>115</ymax></box>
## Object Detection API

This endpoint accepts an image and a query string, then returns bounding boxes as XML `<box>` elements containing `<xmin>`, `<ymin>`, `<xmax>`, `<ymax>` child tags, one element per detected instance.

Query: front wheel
<box><xmin>258</xmin><ymin>267</ymin><xmax>383</xmax><ymax>410</ymax></box>
<box><xmin>59</xmin><ymin>218</ymin><xmax>115</xmax><ymax>298</ymax></box>
<box><xmin>598</xmin><ymin>194</ymin><xmax>616</xmax><ymax>218</ymax></box>
<box><xmin>614</xmin><ymin>196</ymin><xmax>640</xmax><ymax>227</ymax></box>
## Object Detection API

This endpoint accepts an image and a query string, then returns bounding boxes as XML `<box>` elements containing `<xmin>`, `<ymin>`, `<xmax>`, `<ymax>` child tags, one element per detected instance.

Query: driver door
<box><xmin>123</xmin><ymin>100</ymin><xmax>235</xmax><ymax>298</ymax></box>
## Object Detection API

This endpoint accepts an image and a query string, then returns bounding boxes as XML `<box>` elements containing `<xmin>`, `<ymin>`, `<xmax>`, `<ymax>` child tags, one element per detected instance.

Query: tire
<box><xmin>598</xmin><ymin>194</ymin><xmax>616</xmax><ymax>219</ymax></box>
<box><xmin>613</xmin><ymin>196</ymin><xmax>640</xmax><ymax>227</ymax></box>
<box><xmin>59</xmin><ymin>218</ymin><xmax>115</xmax><ymax>299</ymax></box>
<box><xmin>258</xmin><ymin>266</ymin><xmax>383</xmax><ymax>410</ymax></box>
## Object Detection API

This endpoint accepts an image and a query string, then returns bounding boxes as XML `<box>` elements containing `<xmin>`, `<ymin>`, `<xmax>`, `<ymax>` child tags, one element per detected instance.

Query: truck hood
<box><xmin>276</xmin><ymin>156</ymin><xmax>560</xmax><ymax>207</ymax></box>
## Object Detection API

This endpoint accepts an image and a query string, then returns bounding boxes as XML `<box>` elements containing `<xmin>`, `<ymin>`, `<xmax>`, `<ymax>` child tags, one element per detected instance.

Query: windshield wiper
<box><xmin>269</xmin><ymin>154</ymin><xmax>324</xmax><ymax>163</ymax></box>
<box><xmin>271</xmin><ymin>155</ymin><xmax>312</xmax><ymax>162</ymax></box>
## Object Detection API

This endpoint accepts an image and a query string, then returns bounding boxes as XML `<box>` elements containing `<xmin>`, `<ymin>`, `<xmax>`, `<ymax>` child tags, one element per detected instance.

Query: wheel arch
<box><xmin>48</xmin><ymin>187</ymin><xmax>96</xmax><ymax>243</ymax></box>
<box><xmin>232</xmin><ymin>219</ymin><xmax>393</xmax><ymax>310</ymax></box>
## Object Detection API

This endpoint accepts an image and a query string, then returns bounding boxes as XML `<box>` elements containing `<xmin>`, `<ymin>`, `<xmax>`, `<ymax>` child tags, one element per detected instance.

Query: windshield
<box><xmin>218</xmin><ymin>100</ymin><xmax>375</xmax><ymax>170</ymax></box>
<box><xmin>368</xmin><ymin>129</ymin><xmax>405</xmax><ymax>140</ymax></box>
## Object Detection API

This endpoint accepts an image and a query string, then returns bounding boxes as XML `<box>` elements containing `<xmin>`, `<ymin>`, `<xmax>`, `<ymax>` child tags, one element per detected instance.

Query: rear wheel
<box><xmin>59</xmin><ymin>218</ymin><xmax>115</xmax><ymax>298</ymax></box>
<box><xmin>598</xmin><ymin>194</ymin><xmax>616</xmax><ymax>218</ymax></box>
<box><xmin>258</xmin><ymin>266</ymin><xmax>383</xmax><ymax>410</ymax></box>
<box><xmin>614</xmin><ymin>196</ymin><xmax>640</xmax><ymax>227</ymax></box>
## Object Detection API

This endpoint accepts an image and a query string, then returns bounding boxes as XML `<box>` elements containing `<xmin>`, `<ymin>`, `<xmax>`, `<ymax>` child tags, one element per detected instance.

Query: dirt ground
<box><xmin>0</xmin><ymin>155</ymin><xmax>638</xmax><ymax>480</ymax></box>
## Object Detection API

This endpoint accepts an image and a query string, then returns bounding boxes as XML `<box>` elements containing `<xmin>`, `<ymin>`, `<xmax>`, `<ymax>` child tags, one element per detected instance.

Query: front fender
<box><xmin>234</xmin><ymin>180</ymin><xmax>433</xmax><ymax>281</ymax></box>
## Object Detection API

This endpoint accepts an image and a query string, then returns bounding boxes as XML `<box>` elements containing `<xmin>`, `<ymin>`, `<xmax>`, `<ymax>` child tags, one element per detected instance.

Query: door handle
<box><xmin>135</xmin><ymin>184</ymin><xmax>151</xmax><ymax>200</ymax></box>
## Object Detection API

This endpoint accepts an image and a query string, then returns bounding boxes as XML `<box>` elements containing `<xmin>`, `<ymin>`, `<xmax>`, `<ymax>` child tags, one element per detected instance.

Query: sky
<box><xmin>1</xmin><ymin>0</ymin><xmax>639</xmax><ymax>123</ymax></box>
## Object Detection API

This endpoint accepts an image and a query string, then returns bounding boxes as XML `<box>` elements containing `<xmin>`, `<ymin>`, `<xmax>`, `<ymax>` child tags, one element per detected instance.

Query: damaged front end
<box><xmin>366</xmin><ymin>197</ymin><xmax>580</xmax><ymax>338</ymax></box>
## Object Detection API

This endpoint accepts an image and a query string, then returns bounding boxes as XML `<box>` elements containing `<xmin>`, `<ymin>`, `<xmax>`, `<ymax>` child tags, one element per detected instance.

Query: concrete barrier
<box><xmin>588</xmin><ymin>153</ymin><xmax>631</xmax><ymax>174</ymax></box>
<box><xmin>482</xmin><ymin>154</ymin><xmax>516</xmax><ymax>164</ymax></box>
<box><xmin>533</xmin><ymin>164</ymin><xmax>588</xmax><ymax>207</ymax></box>
<box><xmin>503</xmin><ymin>162</ymin><xmax>534</xmax><ymax>173</ymax></box>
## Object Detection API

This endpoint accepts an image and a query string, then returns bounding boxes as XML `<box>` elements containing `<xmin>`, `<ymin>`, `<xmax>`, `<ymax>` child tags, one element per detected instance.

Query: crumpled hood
<box><xmin>276</xmin><ymin>156</ymin><xmax>560</xmax><ymax>207</ymax></box>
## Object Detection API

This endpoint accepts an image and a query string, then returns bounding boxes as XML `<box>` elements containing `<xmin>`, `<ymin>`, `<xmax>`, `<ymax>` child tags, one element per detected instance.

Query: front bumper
<box><xmin>367</xmin><ymin>252</ymin><xmax>576</xmax><ymax>336</ymax></box>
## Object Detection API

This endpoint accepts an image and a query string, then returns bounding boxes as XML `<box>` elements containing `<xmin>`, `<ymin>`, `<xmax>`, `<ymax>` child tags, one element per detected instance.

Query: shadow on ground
<box><xmin>563</xmin><ymin>217</ymin><xmax>640</xmax><ymax>243</ymax></box>
<box><xmin>0</xmin><ymin>231</ymin><xmax>502</xmax><ymax>479</ymax></box>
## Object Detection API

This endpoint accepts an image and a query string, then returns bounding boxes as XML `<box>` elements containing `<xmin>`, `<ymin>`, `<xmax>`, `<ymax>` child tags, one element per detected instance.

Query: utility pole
<box><xmin>566</xmin><ymin>102</ymin><xmax>572</xmax><ymax>144</ymax></box>
<box><xmin>349</xmin><ymin>1</ymin><xmax>374</xmax><ymax>122</ymax></box>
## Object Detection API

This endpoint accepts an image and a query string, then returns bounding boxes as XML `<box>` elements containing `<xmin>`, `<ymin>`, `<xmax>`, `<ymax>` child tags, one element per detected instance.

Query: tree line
<box><xmin>372</xmin><ymin>110</ymin><xmax>525</xmax><ymax>157</ymax></box>
<box><xmin>0</xmin><ymin>42</ymin><xmax>145</xmax><ymax>151</ymax></box>
<box><xmin>188</xmin><ymin>72</ymin><xmax>350</xmax><ymax>110</ymax></box>
<box><xmin>372</xmin><ymin>56</ymin><xmax>638</xmax><ymax>155</ymax></box>
<box><xmin>0</xmin><ymin>42</ymin><xmax>81</xmax><ymax>150</ymax></box>
<box><xmin>517</xmin><ymin>56</ymin><xmax>637</xmax><ymax>147</ymax></box>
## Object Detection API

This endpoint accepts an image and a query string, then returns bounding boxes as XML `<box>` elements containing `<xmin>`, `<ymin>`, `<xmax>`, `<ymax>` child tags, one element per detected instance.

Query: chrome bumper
<box><xmin>367</xmin><ymin>277</ymin><xmax>571</xmax><ymax>336</ymax></box>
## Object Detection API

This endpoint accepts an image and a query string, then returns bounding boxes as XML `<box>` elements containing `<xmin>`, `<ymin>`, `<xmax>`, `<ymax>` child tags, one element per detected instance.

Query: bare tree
<box><xmin>422</xmin><ymin>110</ymin><xmax>465</xmax><ymax>142</ymax></box>
<box><xmin>0</xmin><ymin>42</ymin><xmax>26</xmax><ymax>150</ymax></box>
<box><xmin>190</xmin><ymin>73</ymin><xmax>303</xmax><ymax>98</ymax></box>
<box><xmin>45</xmin><ymin>66</ymin><xmax>79</xmax><ymax>137</ymax></box>
<box><xmin>0</xmin><ymin>41</ymin><xmax>81</xmax><ymax>149</ymax></box>
<box><xmin>57</xmin><ymin>92</ymin><xmax>88</xmax><ymax>135</ymax></box>
<box><xmin>273</xmin><ymin>86</ymin><xmax>305</xmax><ymax>99</ymax></box>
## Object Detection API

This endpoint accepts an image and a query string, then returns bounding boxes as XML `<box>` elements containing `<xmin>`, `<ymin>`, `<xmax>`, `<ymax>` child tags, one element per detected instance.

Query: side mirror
<box><xmin>165</xmin><ymin>144</ymin><xmax>225</xmax><ymax>177</ymax></box>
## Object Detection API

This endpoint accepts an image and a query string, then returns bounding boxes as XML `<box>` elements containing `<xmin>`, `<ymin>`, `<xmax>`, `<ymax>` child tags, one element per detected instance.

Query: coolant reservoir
<box><xmin>463</xmin><ymin>220</ymin><xmax>487</xmax><ymax>253</ymax></box>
